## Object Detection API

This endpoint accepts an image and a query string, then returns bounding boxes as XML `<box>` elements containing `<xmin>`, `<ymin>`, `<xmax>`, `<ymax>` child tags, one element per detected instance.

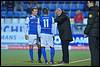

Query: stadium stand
<box><xmin>77</xmin><ymin>4</ymin><xmax>84</xmax><ymax>10</ymax></box>
<box><xmin>63</xmin><ymin>4</ymin><xmax>71</xmax><ymax>10</ymax></box>
<box><xmin>1</xmin><ymin>11</ymin><xmax>6</xmax><ymax>18</ymax></box>
<box><xmin>71</xmin><ymin>4</ymin><xmax>78</xmax><ymax>10</ymax></box>
<box><xmin>7</xmin><ymin>11</ymin><xmax>13</xmax><ymax>17</ymax></box>
<box><xmin>1</xmin><ymin>1</ymin><xmax>89</xmax><ymax>23</ymax></box>
<box><xmin>49</xmin><ymin>3</ymin><xmax>56</xmax><ymax>11</ymax></box>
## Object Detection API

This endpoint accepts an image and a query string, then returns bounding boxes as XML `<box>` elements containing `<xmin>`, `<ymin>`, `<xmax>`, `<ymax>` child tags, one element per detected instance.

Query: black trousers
<box><xmin>61</xmin><ymin>40</ymin><xmax>69</xmax><ymax>63</ymax></box>
<box><xmin>89</xmin><ymin>36</ymin><xmax>99</xmax><ymax>66</ymax></box>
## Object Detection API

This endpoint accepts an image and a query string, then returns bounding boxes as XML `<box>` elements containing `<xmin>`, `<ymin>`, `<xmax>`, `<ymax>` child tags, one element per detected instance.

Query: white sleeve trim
<box><xmin>52</xmin><ymin>17</ymin><xmax>57</xmax><ymax>36</ymax></box>
<box><xmin>24</xmin><ymin>17</ymin><xmax>29</xmax><ymax>35</ymax></box>
<box><xmin>37</xmin><ymin>18</ymin><xmax>41</xmax><ymax>37</ymax></box>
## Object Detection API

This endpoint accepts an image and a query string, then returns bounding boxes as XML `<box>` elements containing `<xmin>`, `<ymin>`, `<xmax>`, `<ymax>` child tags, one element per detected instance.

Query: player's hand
<box><xmin>53</xmin><ymin>36</ymin><xmax>55</xmax><ymax>40</ymax></box>
<box><xmin>25</xmin><ymin>35</ymin><xmax>29</xmax><ymax>40</ymax></box>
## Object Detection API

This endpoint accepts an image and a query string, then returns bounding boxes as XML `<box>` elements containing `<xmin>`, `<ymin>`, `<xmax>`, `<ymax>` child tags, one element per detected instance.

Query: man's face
<box><xmin>87</xmin><ymin>1</ymin><xmax>93</xmax><ymax>8</ymax></box>
<box><xmin>32</xmin><ymin>9</ymin><xmax>38</xmax><ymax>16</ymax></box>
<box><xmin>55</xmin><ymin>9</ymin><xmax>62</xmax><ymax>16</ymax></box>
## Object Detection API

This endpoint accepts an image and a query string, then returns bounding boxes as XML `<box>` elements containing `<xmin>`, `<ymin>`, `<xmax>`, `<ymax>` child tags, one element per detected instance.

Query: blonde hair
<box><xmin>76</xmin><ymin>10</ymin><xmax>81</xmax><ymax>14</ymax></box>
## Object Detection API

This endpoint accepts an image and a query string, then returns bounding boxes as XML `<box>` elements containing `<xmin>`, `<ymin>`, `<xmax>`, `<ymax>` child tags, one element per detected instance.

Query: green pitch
<box><xmin>1</xmin><ymin>49</ymin><xmax>91</xmax><ymax>66</ymax></box>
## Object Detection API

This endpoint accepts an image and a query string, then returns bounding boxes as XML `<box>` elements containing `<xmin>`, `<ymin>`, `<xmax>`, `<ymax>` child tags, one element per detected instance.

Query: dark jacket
<box><xmin>55</xmin><ymin>12</ymin><xmax>73</xmax><ymax>41</ymax></box>
<box><xmin>84</xmin><ymin>6</ymin><xmax>99</xmax><ymax>38</ymax></box>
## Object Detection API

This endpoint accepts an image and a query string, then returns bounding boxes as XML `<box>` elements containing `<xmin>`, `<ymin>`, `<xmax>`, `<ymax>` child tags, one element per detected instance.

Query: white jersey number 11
<box><xmin>43</xmin><ymin>19</ymin><xmax>49</xmax><ymax>28</ymax></box>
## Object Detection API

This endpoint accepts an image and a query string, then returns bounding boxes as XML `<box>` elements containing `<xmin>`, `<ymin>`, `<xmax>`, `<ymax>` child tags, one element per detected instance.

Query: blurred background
<box><xmin>1</xmin><ymin>1</ymin><xmax>99</xmax><ymax>66</ymax></box>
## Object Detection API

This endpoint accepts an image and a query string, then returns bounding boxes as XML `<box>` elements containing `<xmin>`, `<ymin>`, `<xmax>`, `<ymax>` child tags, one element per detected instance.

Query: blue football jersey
<box><xmin>25</xmin><ymin>15</ymin><xmax>38</xmax><ymax>35</ymax></box>
<box><xmin>40</xmin><ymin>15</ymin><xmax>53</xmax><ymax>34</ymax></box>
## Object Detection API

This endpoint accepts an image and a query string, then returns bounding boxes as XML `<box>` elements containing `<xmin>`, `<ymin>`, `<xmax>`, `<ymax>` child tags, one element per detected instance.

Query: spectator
<box><xmin>26</xmin><ymin>1</ymin><xmax>33</xmax><ymax>16</ymax></box>
<box><xmin>5</xmin><ymin>1</ymin><xmax>14</xmax><ymax>11</ymax></box>
<box><xmin>1</xmin><ymin>1</ymin><xmax>6</xmax><ymax>11</ymax></box>
<box><xmin>1</xmin><ymin>1</ymin><xmax>6</xmax><ymax>7</ymax></box>
<box><xmin>14</xmin><ymin>1</ymin><xmax>24</xmax><ymax>12</ymax></box>
<box><xmin>83</xmin><ymin>1</ymin><xmax>89</xmax><ymax>11</ymax></box>
<box><xmin>36</xmin><ymin>4</ymin><xmax>42</xmax><ymax>16</ymax></box>
<box><xmin>96</xmin><ymin>1</ymin><xmax>99</xmax><ymax>7</ymax></box>
<box><xmin>74</xmin><ymin>10</ymin><xmax>84</xmax><ymax>31</ymax></box>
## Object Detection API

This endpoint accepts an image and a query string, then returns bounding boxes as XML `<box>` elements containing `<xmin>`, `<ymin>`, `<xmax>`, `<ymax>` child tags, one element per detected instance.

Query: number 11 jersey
<box><xmin>39</xmin><ymin>15</ymin><xmax>54</xmax><ymax>34</ymax></box>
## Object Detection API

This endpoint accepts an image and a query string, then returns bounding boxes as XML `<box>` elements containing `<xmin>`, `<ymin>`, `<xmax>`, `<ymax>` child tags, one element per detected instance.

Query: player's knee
<box><xmin>38</xmin><ymin>45</ymin><xmax>41</xmax><ymax>49</ymax></box>
<box><xmin>50</xmin><ymin>45</ymin><xmax>54</xmax><ymax>48</ymax></box>
<box><xmin>41</xmin><ymin>46</ymin><xmax>45</xmax><ymax>48</ymax></box>
<box><xmin>29</xmin><ymin>45</ymin><xmax>33</xmax><ymax>48</ymax></box>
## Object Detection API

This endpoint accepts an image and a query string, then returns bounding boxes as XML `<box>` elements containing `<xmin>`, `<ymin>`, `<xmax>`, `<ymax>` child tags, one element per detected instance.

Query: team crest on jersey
<box><xmin>98</xmin><ymin>12</ymin><xmax>99</xmax><ymax>16</ymax></box>
<box><xmin>89</xmin><ymin>14</ymin><xmax>93</xmax><ymax>18</ymax></box>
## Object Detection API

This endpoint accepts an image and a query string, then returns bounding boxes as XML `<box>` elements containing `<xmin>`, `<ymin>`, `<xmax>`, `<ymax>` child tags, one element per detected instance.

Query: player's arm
<box><xmin>36</xmin><ymin>18</ymin><xmax>41</xmax><ymax>47</ymax></box>
<box><xmin>52</xmin><ymin>17</ymin><xmax>57</xmax><ymax>39</ymax></box>
<box><xmin>37</xmin><ymin>18</ymin><xmax>41</xmax><ymax>37</ymax></box>
<box><xmin>84</xmin><ymin>11</ymin><xmax>94</xmax><ymax>35</ymax></box>
<box><xmin>24</xmin><ymin>17</ymin><xmax>29</xmax><ymax>40</ymax></box>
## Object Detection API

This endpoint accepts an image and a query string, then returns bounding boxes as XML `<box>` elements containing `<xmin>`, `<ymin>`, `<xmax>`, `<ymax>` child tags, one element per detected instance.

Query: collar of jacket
<box><xmin>58</xmin><ymin>12</ymin><xmax>66</xmax><ymax>17</ymax></box>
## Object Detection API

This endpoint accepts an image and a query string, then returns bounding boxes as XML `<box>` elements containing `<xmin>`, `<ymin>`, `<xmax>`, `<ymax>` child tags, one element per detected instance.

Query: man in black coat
<box><xmin>84</xmin><ymin>1</ymin><xmax>99</xmax><ymax>66</ymax></box>
<box><xmin>55</xmin><ymin>8</ymin><xmax>73</xmax><ymax>63</ymax></box>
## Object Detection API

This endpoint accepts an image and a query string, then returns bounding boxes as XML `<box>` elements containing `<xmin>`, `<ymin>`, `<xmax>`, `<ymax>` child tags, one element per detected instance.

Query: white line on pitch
<box><xmin>51</xmin><ymin>58</ymin><xmax>90</xmax><ymax>66</ymax></box>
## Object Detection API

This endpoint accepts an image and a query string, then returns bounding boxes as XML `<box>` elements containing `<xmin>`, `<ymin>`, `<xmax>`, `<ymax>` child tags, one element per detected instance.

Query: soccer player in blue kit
<box><xmin>25</xmin><ymin>7</ymin><xmax>40</xmax><ymax>63</ymax></box>
<box><xmin>38</xmin><ymin>8</ymin><xmax>56</xmax><ymax>64</ymax></box>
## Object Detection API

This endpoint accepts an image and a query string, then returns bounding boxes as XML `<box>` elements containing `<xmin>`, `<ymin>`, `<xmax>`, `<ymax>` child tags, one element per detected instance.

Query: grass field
<box><xmin>1</xmin><ymin>49</ymin><xmax>91</xmax><ymax>66</ymax></box>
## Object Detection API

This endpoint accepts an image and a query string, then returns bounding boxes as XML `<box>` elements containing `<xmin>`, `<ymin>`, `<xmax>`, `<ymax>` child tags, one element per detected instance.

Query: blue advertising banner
<box><xmin>1</xmin><ymin>19</ymin><xmax>88</xmax><ymax>46</ymax></box>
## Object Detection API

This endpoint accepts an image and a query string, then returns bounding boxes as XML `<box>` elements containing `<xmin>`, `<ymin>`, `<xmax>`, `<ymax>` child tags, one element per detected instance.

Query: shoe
<box><xmin>31</xmin><ymin>60</ymin><xmax>34</xmax><ymax>63</ymax></box>
<box><xmin>38</xmin><ymin>60</ymin><xmax>42</xmax><ymax>63</ymax></box>
<box><xmin>50</xmin><ymin>61</ymin><xmax>54</xmax><ymax>64</ymax></box>
<box><xmin>58</xmin><ymin>61</ymin><xmax>69</xmax><ymax>64</ymax></box>
<box><xmin>45</xmin><ymin>61</ymin><xmax>48</xmax><ymax>64</ymax></box>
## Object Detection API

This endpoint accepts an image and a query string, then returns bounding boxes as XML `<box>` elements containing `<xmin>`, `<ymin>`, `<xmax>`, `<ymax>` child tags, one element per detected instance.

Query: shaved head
<box><xmin>55</xmin><ymin>8</ymin><xmax>62</xmax><ymax>16</ymax></box>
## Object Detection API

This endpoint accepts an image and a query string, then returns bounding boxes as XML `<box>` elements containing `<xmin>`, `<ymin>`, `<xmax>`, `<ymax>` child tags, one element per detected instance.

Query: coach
<box><xmin>54</xmin><ymin>8</ymin><xmax>73</xmax><ymax>63</ymax></box>
<box><xmin>84</xmin><ymin>1</ymin><xmax>99</xmax><ymax>66</ymax></box>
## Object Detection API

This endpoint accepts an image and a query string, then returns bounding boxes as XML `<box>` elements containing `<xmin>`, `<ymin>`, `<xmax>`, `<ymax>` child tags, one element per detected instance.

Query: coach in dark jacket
<box><xmin>84</xmin><ymin>1</ymin><xmax>99</xmax><ymax>66</ymax></box>
<box><xmin>55</xmin><ymin>8</ymin><xmax>73</xmax><ymax>63</ymax></box>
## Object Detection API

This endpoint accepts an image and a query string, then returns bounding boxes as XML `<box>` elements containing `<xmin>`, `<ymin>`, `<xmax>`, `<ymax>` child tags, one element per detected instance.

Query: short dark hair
<box><xmin>32</xmin><ymin>7</ymin><xmax>38</xmax><ymax>11</ymax></box>
<box><xmin>43</xmin><ymin>8</ymin><xmax>49</xmax><ymax>15</ymax></box>
<box><xmin>89</xmin><ymin>1</ymin><xmax>96</xmax><ymax>6</ymax></box>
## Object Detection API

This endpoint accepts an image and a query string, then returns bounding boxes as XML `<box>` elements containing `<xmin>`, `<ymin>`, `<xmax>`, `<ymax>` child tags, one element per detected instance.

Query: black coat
<box><xmin>55</xmin><ymin>13</ymin><xmax>73</xmax><ymax>41</ymax></box>
<box><xmin>84</xmin><ymin>6</ymin><xmax>99</xmax><ymax>38</ymax></box>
